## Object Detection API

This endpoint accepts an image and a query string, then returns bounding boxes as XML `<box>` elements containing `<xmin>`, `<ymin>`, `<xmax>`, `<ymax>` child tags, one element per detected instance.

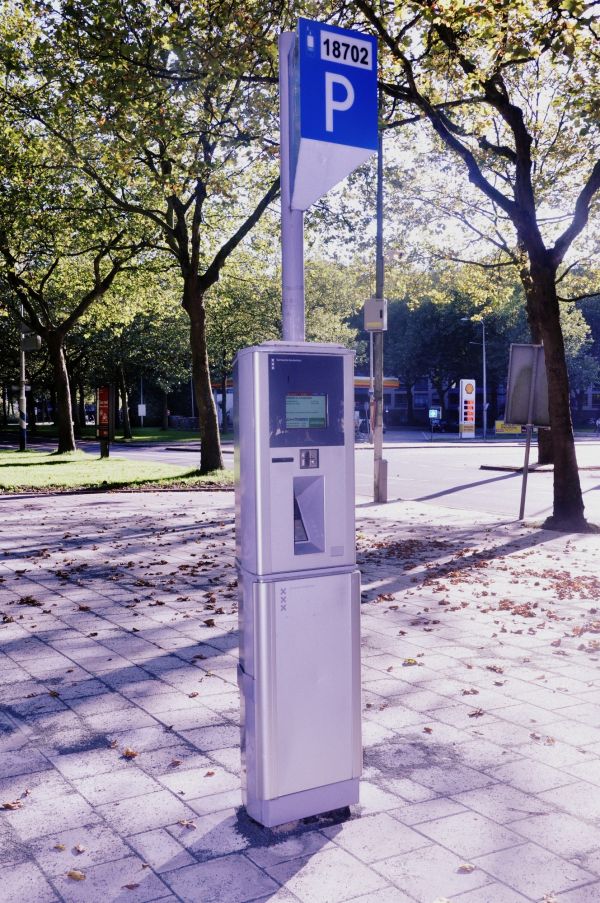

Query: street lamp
<box><xmin>461</xmin><ymin>317</ymin><xmax>487</xmax><ymax>440</ymax></box>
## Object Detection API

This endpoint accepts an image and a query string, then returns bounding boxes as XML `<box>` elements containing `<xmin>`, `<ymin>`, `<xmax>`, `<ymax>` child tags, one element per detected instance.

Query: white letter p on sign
<box><xmin>325</xmin><ymin>72</ymin><xmax>355</xmax><ymax>132</ymax></box>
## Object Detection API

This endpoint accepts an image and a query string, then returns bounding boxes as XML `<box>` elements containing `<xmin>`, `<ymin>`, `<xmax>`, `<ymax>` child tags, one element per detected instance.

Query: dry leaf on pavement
<box><xmin>67</xmin><ymin>869</ymin><xmax>86</xmax><ymax>881</ymax></box>
<box><xmin>122</xmin><ymin>747</ymin><xmax>138</xmax><ymax>759</ymax></box>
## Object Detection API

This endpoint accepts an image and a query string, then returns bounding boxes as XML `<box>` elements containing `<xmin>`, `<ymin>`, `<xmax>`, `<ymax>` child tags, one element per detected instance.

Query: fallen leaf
<box><xmin>188</xmin><ymin>692</ymin><xmax>199</xmax><ymax>698</ymax></box>
<box><xmin>403</xmin><ymin>658</ymin><xmax>418</xmax><ymax>666</ymax></box>
<box><xmin>109</xmin><ymin>740</ymin><xmax>119</xmax><ymax>749</ymax></box>
<box><xmin>53</xmin><ymin>843</ymin><xmax>66</xmax><ymax>852</ymax></box>
<box><xmin>2</xmin><ymin>800</ymin><xmax>23</xmax><ymax>810</ymax></box>
<box><xmin>178</xmin><ymin>819</ymin><xmax>196</xmax><ymax>829</ymax></box>
<box><xmin>170</xmin><ymin>759</ymin><xmax>182</xmax><ymax>767</ymax></box>
<box><xmin>423</xmin><ymin>727</ymin><xmax>433</xmax><ymax>734</ymax></box>
<box><xmin>458</xmin><ymin>863</ymin><xmax>476</xmax><ymax>873</ymax></box>
<box><xmin>73</xmin><ymin>844</ymin><xmax>86</xmax><ymax>854</ymax></box>
<box><xmin>67</xmin><ymin>869</ymin><xmax>86</xmax><ymax>881</ymax></box>
<box><xmin>122</xmin><ymin>884</ymin><xmax>140</xmax><ymax>890</ymax></box>
<box><xmin>122</xmin><ymin>747</ymin><xmax>138</xmax><ymax>759</ymax></box>
<box><xmin>468</xmin><ymin>709</ymin><xmax>485</xmax><ymax>718</ymax></box>
<box><xmin>204</xmin><ymin>770</ymin><xmax>215</xmax><ymax>777</ymax></box>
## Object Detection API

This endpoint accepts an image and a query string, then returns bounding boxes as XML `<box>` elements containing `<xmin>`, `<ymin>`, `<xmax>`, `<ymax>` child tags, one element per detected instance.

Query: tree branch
<box><xmin>558</xmin><ymin>291</ymin><xmax>600</xmax><ymax>304</ymax></box>
<box><xmin>199</xmin><ymin>177</ymin><xmax>280</xmax><ymax>291</ymax></box>
<box><xmin>552</xmin><ymin>160</ymin><xmax>600</xmax><ymax>266</ymax></box>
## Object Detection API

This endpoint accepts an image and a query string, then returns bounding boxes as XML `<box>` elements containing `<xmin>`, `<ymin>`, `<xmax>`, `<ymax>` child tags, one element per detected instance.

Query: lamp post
<box><xmin>462</xmin><ymin>317</ymin><xmax>487</xmax><ymax>440</ymax></box>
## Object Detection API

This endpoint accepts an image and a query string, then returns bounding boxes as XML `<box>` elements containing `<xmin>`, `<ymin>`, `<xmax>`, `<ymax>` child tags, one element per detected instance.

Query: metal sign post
<box><xmin>279</xmin><ymin>32</ymin><xmax>305</xmax><ymax>342</ymax></box>
<box><xmin>373</xmin><ymin>128</ymin><xmax>387</xmax><ymax>503</ymax></box>
<box><xmin>97</xmin><ymin>385</ymin><xmax>111</xmax><ymax>458</ymax></box>
<box><xmin>18</xmin><ymin>319</ymin><xmax>26</xmax><ymax>452</ymax></box>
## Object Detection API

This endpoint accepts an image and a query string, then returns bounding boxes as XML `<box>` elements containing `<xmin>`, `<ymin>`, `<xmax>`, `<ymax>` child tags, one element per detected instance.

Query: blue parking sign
<box><xmin>289</xmin><ymin>19</ymin><xmax>378</xmax><ymax>210</ymax></box>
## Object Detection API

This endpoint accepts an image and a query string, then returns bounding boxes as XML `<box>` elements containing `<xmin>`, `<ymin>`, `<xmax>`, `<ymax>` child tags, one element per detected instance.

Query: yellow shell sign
<box><xmin>464</xmin><ymin>382</ymin><xmax>475</xmax><ymax>394</ymax></box>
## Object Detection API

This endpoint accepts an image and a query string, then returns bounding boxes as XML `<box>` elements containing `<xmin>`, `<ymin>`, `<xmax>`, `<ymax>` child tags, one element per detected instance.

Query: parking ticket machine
<box><xmin>234</xmin><ymin>342</ymin><xmax>361</xmax><ymax>827</ymax></box>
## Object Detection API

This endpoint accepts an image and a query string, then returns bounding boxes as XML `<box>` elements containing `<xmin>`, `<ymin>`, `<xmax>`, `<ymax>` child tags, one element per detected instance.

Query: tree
<box><xmin>0</xmin><ymin>116</ymin><xmax>147</xmax><ymax>452</ymax></box>
<box><xmin>79</xmin><ymin>270</ymin><xmax>191</xmax><ymax>436</ymax></box>
<box><xmin>354</xmin><ymin>0</ymin><xmax>600</xmax><ymax>529</ymax></box>
<box><xmin>1</xmin><ymin>0</ymin><xmax>285</xmax><ymax>471</ymax></box>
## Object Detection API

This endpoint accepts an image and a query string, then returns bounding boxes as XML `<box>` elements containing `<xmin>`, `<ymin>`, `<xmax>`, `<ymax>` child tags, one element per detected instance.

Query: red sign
<box><xmin>97</xmin><ymin>386</ymin><xmax>110</xmax><ymax>438</ymax></box>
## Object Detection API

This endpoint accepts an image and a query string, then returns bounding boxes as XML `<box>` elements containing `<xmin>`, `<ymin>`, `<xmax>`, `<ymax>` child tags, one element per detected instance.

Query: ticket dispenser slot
<box><xmin>293</xmin><ymin>475</ymin><xmax>324</xmax><ymax>555</ymax></box>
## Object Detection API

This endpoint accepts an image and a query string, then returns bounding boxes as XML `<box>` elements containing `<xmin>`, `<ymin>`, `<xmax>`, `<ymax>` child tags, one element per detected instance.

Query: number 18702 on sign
<box><xmin>319</xmin><ymin>30</ymin><xmax>373</xmax><ymax>70</ymax></box>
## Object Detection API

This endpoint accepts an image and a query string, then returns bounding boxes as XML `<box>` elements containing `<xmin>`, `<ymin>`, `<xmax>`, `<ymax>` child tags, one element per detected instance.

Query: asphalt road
<box><xmin>355</xmin><ymin>435</ymin><xmax>600</xmax><ymax>522</ymax></box>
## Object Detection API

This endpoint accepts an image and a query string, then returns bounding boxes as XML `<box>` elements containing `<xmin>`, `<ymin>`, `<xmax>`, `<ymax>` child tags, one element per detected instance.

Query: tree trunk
<box><xmin>529</xmin><ymin>262</ymin><xmax>587</xmax><ymax>529</ymax></box>
<box><xmin>162</xmin><ymin>390</ymin><xmax>169</xmax><ymax>431</ymax></box>
<box><xmin>71</xmin><ymin>372</ymin><xmax>82</xmax><ymax>439</ymax></box>
<box><xmin>78</xmin><ymin>381</ymin><xmax>86</xmax><ymax>429</ymax></box>
<box><xmin>46</xmin><ymin>332</ymin><xmax>76</xmax><ymax>453</ymax></box>
<box><xmin>118</xmin><ymin>364</ymin><xmax>132</xmax><ymax>440</ymax></box>
<box><xmin>183</xmin><ymin>280</ymin><xmax>223</xmax><ymax>473</ymax></box>
<box><xmin>1</xmin><ymin>384</ymin><xmax>7</xmax><ymax>426</ymax></box>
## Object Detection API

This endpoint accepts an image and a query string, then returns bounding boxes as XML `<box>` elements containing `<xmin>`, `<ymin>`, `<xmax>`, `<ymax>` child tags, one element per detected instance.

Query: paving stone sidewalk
<box><xmin>1</xmin><ymin>490</ymin><xmax>600</xmax><ymax>903</ymax></box>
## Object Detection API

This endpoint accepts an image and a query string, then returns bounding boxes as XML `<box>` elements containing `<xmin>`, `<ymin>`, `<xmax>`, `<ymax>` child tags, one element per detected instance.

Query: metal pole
<box><xmin>482</xmin><ymin>321</ymin><xmax>487</xmax><ymax>441</ymax></box>
<box><xmin>18</xmin><ymin>307</ymin><xmax>26</xmax><ymax>452</ymax></box>
<box><xmin>518</xmin><ymin>347</ymin><xmax>540</xmax><ymax>520</ymax></box>
<box><xmin>279</xmin><ymin>32</ymin><xmax>305</xmax><ymax>343</ymax></box>
<box><xmin>368</xmin><ymin>332</ymin><xmax>374</xmax><ymax>442</ymax></box>
<box><xmin>140</xmin><ymin>375</ymin><xmax>144</xmax><ymax>428</ymax></box>
<box><xmin>373</xmin><ymin>125</ymin><xmax>387</xmax><ymax>503</ymax></box>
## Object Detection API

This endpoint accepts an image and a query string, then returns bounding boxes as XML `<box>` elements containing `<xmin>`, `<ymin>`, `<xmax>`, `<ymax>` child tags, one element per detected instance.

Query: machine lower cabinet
<box><xmin>238</xmin><ymin>569</ymin><xmax>361</xmax><ymax>827</ymax></box>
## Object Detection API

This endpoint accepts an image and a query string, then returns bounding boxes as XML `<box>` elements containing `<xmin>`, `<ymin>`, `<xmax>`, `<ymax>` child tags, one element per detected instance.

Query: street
<box><xmin>355</xmin><ymin>436</ymin><xmax>600</xmax><ymax>523</ymax></box>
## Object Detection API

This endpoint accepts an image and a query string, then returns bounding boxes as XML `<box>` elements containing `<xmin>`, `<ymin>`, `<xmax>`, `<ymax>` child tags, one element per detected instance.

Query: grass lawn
<box><xmin>2</xmin><ymin>424</ymin><xmax>233</xmax><ymax>443</ymax></box>
<box><xmin>0</xmin><ymin>450</ymin><xmax>233</xmax><ymax>493</ymax></box>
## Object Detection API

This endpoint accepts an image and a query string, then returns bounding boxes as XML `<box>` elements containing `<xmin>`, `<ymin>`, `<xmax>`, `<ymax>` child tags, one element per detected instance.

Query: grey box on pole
<box><xmin>363</xmin><ymin>298</ymin><xmax>387</xmax><ymax>332</ymax></box>
<box><xmin>234</xmin><ymin>342</ymin><xmax>361</xmax><ymax>827</ymax></box>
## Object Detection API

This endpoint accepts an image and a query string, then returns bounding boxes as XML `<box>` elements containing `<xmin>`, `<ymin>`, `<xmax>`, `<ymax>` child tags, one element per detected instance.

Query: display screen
<box><xmin>285</xmin><ymin>394</ymin><xmax>327</xmax><ymax>429</ymax></box>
